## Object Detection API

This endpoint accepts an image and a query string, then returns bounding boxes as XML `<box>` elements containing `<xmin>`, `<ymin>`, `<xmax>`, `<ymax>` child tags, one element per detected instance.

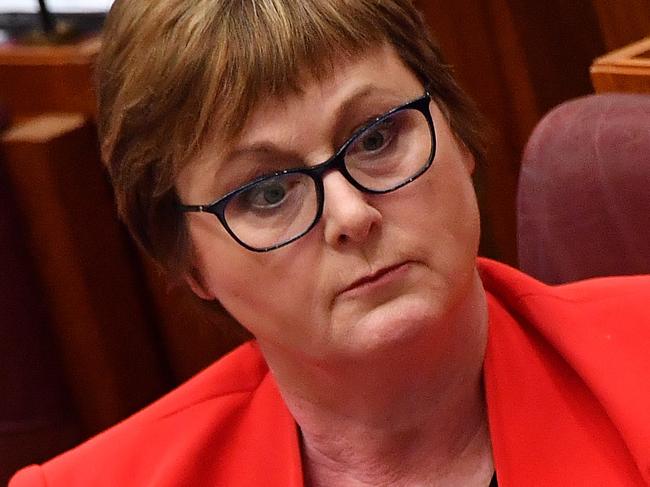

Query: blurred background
<box><xmin>1</xmin><ymin>0</ymin><xmax>649</xmax><ymax>482</ymax></box>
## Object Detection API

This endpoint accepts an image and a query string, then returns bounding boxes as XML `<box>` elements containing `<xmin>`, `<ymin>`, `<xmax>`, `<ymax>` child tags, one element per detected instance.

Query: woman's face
<box><xmin>176</xmin><ymin>44</ymin><xmax>481</xmax><ymax>363</ymax></box>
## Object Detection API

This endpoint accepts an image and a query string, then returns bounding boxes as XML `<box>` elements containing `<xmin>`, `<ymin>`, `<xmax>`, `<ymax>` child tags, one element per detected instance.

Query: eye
<box><xmin>361</xmin><ymin>130</ymin><xmax>386</xmax><ymax>152</ymax></box>
<box><xmin>349</xmin><ymin>117</ymin><xmax>396</xmax><ymax>156</ymax></box>
<box><xmin>233</xmin><ymin>172</ymin><xmax>311</xmax><ymax>213</ymax></box>
<box><xmin>247</xmin><ymin>180</ymin><xmax>288</xmax><ymax>209</ymax></box>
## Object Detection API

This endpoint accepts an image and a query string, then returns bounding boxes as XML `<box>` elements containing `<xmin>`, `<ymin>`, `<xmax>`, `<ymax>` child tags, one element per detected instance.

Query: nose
<box><xmin>321</xmin><ymin>171</ymin><xmax>382</xmax><ymax>247</ymax></box>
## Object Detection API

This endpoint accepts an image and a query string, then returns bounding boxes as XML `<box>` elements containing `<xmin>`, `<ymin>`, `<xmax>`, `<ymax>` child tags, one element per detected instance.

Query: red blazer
<box><xmin>11</xmin><ymin>259</ymin><xmax>650</xmax><ymax>486</ymax></box>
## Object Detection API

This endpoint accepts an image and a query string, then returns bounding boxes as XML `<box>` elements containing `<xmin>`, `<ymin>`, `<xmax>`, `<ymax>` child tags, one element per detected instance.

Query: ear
<box><xmin>465</xmin><ymin>155</ymin><xmax>476</xmax><ymax>175</ymax></box>
<box><xmin>184</xmin><ymin>267</ymin><xmax>216</xmax><ymax>301</ymax></box>
<box><xmin>461</xmin><ymin>145</ymin><xmax>476</xmax><ymax>176</ymax></box>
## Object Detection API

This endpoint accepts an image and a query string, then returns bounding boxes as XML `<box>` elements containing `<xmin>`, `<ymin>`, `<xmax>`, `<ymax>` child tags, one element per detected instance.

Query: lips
<box><xmin>340</xmin><ymin>262</ymin><xmax>409</xmax><ymax>295</ymax></box>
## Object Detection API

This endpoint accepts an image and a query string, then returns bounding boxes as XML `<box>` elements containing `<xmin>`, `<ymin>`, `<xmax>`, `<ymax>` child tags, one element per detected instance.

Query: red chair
<box><xmin>517</xmin><ymin>93</ymin><xmax>650</xmax><ymax>284</ymax></box>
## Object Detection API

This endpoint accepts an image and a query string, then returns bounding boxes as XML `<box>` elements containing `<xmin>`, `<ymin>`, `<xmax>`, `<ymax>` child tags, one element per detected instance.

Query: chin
<box><xmin>332</xmin><ymin>290</ymin><xmax>451</xmax><ymax>359</ymax></box>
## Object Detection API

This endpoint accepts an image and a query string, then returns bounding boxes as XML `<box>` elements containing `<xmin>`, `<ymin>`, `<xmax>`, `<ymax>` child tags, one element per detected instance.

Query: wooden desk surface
<box><xmin>0</xmin><ymin>36</ymin><xmax>100</xmax><ymax>64</ymax></box>
<box><xmin>591</xmin><ymin>36</ymin><xmax>650</xmax><ymax>93</ymax></box>
<box><xmin>0</xmin><ymin>36</ymin><xmax>100</xmax><ymax>117</ymax></box>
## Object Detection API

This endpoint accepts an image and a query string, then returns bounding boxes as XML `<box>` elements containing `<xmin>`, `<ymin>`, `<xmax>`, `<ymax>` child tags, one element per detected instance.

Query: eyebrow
<box><xmin>228</xmin><ymin>143</ymin><xmax>293</xmax><ymax>163</ymax></box>
<box><xmin>228</xmin><ymin>84</ymin><xmax>407</xmax><ymax>162</ymax></box>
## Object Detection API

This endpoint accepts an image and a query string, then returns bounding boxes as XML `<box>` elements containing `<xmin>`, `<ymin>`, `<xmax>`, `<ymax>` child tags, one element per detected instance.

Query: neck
<box><xmin>259</xmin><ymin>272</ymin><xmax>493</xmax><ymax>486</ymax></box>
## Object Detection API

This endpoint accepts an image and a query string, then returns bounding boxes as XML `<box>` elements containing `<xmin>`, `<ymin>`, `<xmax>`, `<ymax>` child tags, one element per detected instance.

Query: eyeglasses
<box><xmin>179</xmin><ymin>91</ymin><xmax>436</xmax><ymax>252</ymax></box>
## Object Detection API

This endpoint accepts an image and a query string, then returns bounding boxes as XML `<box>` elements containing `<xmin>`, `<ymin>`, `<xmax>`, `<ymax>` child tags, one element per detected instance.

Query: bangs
<box><xmin>197</xmin><ymin>1</ymin><xmax>401</xmax><ymax>146</ymax></box>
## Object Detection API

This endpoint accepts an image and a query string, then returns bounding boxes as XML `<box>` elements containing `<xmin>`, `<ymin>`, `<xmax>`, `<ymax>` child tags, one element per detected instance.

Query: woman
<box><xmin>11</xmin><ymin>1</ymin><xmax>650</xmax><ymax>486</ymax></box>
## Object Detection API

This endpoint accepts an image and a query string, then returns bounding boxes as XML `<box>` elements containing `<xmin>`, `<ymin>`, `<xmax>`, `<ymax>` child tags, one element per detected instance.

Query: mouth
<box><xmin>340</xmin><ymin>261</ymin><xmax>412</xmax><ymax>296</ymax></box>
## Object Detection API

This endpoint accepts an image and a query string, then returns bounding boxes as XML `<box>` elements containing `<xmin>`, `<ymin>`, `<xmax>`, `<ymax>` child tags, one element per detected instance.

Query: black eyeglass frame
<box><xmin>179</xmin><ymin>91</ymin><xmax>436</xmax><ymax>252</ymax></box>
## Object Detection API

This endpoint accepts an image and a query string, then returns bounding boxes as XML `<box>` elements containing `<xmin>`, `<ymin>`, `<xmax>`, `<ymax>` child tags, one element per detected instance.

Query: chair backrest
<box><xmin>517</xmin><ymin>93</ymin><xmax>650</xmax><ymax>284</ymax></box>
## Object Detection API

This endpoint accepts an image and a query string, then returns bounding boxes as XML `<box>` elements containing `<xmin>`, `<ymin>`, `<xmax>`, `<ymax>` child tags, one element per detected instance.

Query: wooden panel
<box><xmin>0</xmin><ymin>149</ymin><xmax>82</xmax><ymax>483</ymax></box>
<box><xmin>0</xmin><ymin>114</ymin><xmax>169</xmax><ymax>432</ymax></box>
<box><xmin>506</xmin><ymin>0</ymin><xmax>605</xmax><ymax>112</ymax></box>
<box><xmin>592</xmin><ymin>0</ymin><xmax>650</xmax><ymax>51</ymax></box>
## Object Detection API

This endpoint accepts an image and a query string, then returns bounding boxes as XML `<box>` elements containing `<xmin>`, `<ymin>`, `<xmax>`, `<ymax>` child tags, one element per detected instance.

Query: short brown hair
<box><xmin>97</xmin><ymin>0</ymin><xmax>485</xmax><ymax>275</ymax></box>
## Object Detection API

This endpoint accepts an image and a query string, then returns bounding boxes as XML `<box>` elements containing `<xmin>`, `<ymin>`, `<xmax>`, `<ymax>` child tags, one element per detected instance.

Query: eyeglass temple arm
<box><xmin>179</xmin><ymin>204</ymin><xmax>206</xmax><ymax>213</ymax></box>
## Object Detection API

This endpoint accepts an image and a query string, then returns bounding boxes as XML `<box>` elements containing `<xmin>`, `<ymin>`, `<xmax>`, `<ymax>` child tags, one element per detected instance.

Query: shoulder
<box><xmin>480</xmin><ymin>257</ymin><xmax>650</xmax><ymax>423</ymax></box>
<box><xmin>9</xmin><ymin>341</ymin><xmax>279</xmax><ymax>486</ymax></box>
<box><xmin>479</xmin><ymin>257</ymin><xmax>650</xmax><ymax>367</ymax></box>
<box><xmin>478</xmin><ymin>257</ymin><xmax>650</xmax><ymax>323</ymax></box>
<box><xmin>480</xmin><ymin>259</ymin><xmax>650</xmax><ymax>484</ymax></box>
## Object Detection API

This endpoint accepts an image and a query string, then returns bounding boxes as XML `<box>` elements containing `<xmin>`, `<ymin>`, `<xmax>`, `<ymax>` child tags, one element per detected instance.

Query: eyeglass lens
<box><xmin>224</xmin><ymin>105</ymin><xmax>432</xmax><ymax>250</ymax></box>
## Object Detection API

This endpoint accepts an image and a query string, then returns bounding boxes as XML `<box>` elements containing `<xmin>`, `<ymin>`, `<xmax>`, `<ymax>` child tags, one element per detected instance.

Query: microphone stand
<box><xmin>37</xmin><ymin>0</ymin><xmax>56</xmax><ymax>35</ymax></box>
<box><xmin>22</xmin><ymin>0</ymin><xmax>80</xmax><ymax>44</ymax></box>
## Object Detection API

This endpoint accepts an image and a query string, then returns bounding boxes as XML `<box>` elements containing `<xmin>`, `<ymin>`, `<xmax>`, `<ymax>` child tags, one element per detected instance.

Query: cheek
<box><xmin>430</xmin><ymin>131</ymin><xmax>480</xmax><ymax>251</ymax></box>
<box><xmin>436</xmin><ymin>166</ymin><xmax>480</xmax><ymax>255</ymax></box>
<box><xmin>396</xmin><ymin>150</ymin><xmax>480</xmax><ymax>283</ymax></box>
<box><xmin>189</xmin><ymin>220</ymin><xmax>324</xmax><ymax>342</ymax></box>
<box><xmin>409</xmin><ymin>154</ymin><xmax>479</xmax><ymax>241</ymax></box>
<box><xmin>188</xmin><ymin>220</ymin><xmax>264</xmax><ymax>313</ymax></box>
